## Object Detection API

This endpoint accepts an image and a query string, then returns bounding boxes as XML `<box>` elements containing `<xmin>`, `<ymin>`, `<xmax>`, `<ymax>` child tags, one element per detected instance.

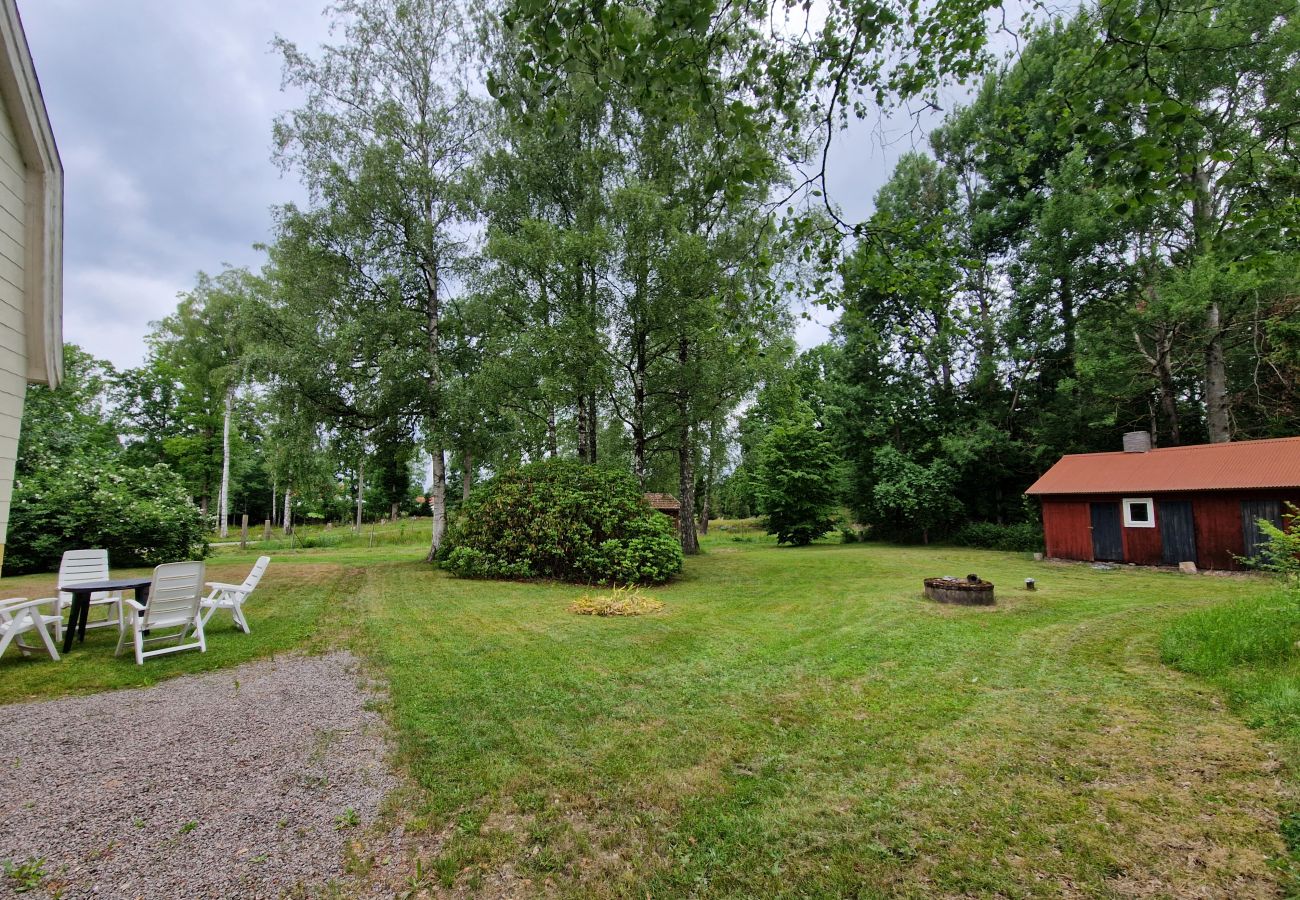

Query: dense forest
<box><xmin>11</xmin><ymin>0</ymin><xmax>1299</xmax><ymax>569</ymax></box>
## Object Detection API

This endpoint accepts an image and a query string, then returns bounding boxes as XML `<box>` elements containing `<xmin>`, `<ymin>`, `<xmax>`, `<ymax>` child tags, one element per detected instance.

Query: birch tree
<box><xmin>272</xmin><ymin>0</ymin><xmax>484</xmax><ymax>558</ymax></box>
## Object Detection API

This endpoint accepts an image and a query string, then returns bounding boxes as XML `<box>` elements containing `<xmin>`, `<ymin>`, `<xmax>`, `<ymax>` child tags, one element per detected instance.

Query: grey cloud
<box><xmin>21</xmin><ymin>0</ymin><xmax>331</xmax><ymax>367</ymax></box>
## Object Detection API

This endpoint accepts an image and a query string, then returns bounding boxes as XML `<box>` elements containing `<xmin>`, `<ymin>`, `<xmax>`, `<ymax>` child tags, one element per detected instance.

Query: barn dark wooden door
<box><xmin>1090</xmin><ymin>502</ymin><xmax>1123</xmax><ymax>561</ymax></box>
<box><xmin>1158</xmin><ymin>500</ymin><xmax>1197</xmax><ymax>566</ymax></box>
<box><xmin>1241</xmin><ymin>499</ymin><xmax>1282</xmax><ymax>558</ymax></box>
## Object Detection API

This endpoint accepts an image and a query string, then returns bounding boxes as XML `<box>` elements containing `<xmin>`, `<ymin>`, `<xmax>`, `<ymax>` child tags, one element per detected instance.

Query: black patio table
<box><xmin>61</xmin><ymin>577</ymin><xmax>152</xmax><ymax>653</ymax></box>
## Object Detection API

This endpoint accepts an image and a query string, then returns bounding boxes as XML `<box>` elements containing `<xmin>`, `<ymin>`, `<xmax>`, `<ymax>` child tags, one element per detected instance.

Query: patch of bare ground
<box><xmin>358</xmin><ymin>790</ymin><xmax>677</xmax><ymax>899</ymax></box>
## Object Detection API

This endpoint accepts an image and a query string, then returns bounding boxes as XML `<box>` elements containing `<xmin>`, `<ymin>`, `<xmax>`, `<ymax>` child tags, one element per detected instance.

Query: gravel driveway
<box><xmin>0</xmin><ymin>652</ymin><xmax>397</xmax><ymax>899</ymax></box>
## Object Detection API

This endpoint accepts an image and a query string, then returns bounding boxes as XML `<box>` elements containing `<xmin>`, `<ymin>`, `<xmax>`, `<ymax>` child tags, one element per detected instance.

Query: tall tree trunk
<box><xmin>355</xmin><ymin>455</ymin><xmax>364</xmax><ymax>534</ymax></box>
<box><xmin>1190</xmin><ymin>164</ymin><xmax>1229</xmax><ymax>443</ymax></box>
<box><xmin>1059</xmin><ymin>271</ymin><xmax>1076</xmax><ymax>376</ymax></box>
<box><xmin>698</xmin><ymin>421</ymin><xmax>717</xmax><ymax>536</ymax></box>
<box><xmin>423</xmin><ymin>248</ymin><xmax>447</xmax><ymax>559</ymax></box>
<box><xmin>546</xmin><ymin>408</ymin><xmax>558</xmax><ymax>458</ymax></box>
<box><xmin>282</xmin><ymin>484</ymin><xmax>292</xmax><ymax>535</ymax></box>
<box><xmin>1154</xmin><ymin>325</ymin><xmax>1182</xmax><ymax>446</ymax></box>
<box><xmin>675</xmin><ymin>334</ymin><xmax>699</xmax><ymax>554</ymax></box>
<box><xmin>586</xmin><ymin>394</ymin><xmax>598</xmax><ymax>463</ymax></box>
<box><xmin>1135</xmin><ymin>323</ymin><xmax>1183</xmax><ymax>446</ymax></box>
<box><xmin>576</xmin><ymin>395</ymin><xmax>590</xmax><ymax>463</ymax></box>
<box><xmin>677</xmin><ymin>423</ymin><xmax>699</xmax><ymax>555</ymax></box>
<box><xmin>271</xmin><ymin>479</ymin><xmax>278</xmax><ymax>528</ymax></box>
<box><xmin>218</xmin><ymin>387</ymin><xmax>233</xmax><ymax>538</ymax></box>
<box><xmin>390</xmin><ymin>500</ymin><xmax>399</xmax><ymax>522</ymax></box>
<box><xmin>698</xmin><ymin>494</ymin><xmax>710</xmax><ymax>535</ymax></box>
<box><xmin>427</xmin><ymin>448</ymin><xmax>448</xmax><ymax>560</ymax></box>
<box><xmin>1205</xmin><ymin>301</ymin><xmax>1230</xmax><ymax>442</ymax></box>
<box><xmin>632</xmin><ymin>332</ymin><xmax>647</xmax><ymax>487</ymax></box>
<box><xmin>462</xmin><ymin>448</ymin><xmax>473</xmax><ymax>501</ymax></box>
<box><xmin>201</xmin><ymin>425</ymin><xmax>212</xmax><ymax>517</ymax></box>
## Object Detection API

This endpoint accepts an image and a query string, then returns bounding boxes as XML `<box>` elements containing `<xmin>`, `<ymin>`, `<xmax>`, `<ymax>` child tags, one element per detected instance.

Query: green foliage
<box><xmin>6</xmin><ymin>458</ymin><xmax>210</xmax><ymax>575</ymax></box>
<box><xmin>1245</xmin><ymin>504</ymin><xmax>1300</xmax><ymax>588</ymax></box>
<box><xmin>440</xmin><ymin>459</ymin><xmax>683</xmax><ymax>584</ymax></box>
<box><xmin>756</xmin><ymin>417</ymin><xmax>841</xmax><ymax>546</ymax></box>
<box><xmin>950</xmin><ymin>522</ymin><xmax>1044</xmax><ymax>553</ymax></box>
<box><xmin>17</xmin><ymin>345</ymin><xmax>122</xmax><ymax>475</ymax></box>
<box><xmin>1</xmin><ymin>857</ymin><xmax>44</xmax><ymax>894</ymax></box>
<box><xmin>866</xmin><ymin>445</ymin><xmax>961</xmax><ymax>543</ymax></box>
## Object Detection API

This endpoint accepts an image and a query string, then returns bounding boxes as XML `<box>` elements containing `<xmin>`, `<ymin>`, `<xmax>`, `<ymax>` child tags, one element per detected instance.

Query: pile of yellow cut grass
<box><xmin>569</xmin><ymin>585</ymin><xmax>664</xmax><ymax>617</ymax></box>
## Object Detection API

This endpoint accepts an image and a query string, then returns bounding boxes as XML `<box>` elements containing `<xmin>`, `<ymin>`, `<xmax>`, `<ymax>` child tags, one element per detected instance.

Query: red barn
<box><xmin>1025</xmin><ymin>433</ymin><xmax>1300</xmax><ymax>570</ymax></box>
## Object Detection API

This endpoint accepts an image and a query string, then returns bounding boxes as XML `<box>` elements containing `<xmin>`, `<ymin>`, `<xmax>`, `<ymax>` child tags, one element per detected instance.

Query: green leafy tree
<box><xmin>17</xmin><ymin>345</ymin><xmax>121</xmax><ymax>475</ymax></box>
<box><xmin>270</xmin><ymin>0</ymin><xmax>484</xmax><ymax>558</ymax></box>
<box><xmin>757</xmin><ymin>415</ymin><xmax>841</xmax><ymax>546</ymax></box>
<box><xmin>7</xmin><ymin>344</ymin><xmax>208</xmax><ymax>574</ymax></box>
<box><xmin>868</xmin><ymin>446</ymin><xmax>961</xmax><ymax>545</ymax></box>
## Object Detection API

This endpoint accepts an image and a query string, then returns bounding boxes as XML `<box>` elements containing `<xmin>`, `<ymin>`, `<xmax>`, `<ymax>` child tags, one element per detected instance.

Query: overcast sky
<box><xmin>20</xmin><ymin>0</ymin><xmax>978</xmax><ymax>369</ymax></box>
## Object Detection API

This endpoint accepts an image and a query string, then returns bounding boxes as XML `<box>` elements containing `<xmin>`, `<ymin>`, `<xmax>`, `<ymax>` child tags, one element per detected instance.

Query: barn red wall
<box><xmin>1041</xmin><ymin>500</ymin><xmax>1092</xmax><ymax>561</ymax></box>
<box><xmin>1037</xmin><ymin>490</ymin><xmax>1300</xmax><ymax>570</ymax></box>
<box><xmin>1192</xmin><ymin>494</ymin><xmax>1242</xmax><ymax>570</ymax></box>
<box><xmin>1121</xmin><ymin>518</ymin><xmax>1162</xmax><ymax>566</ymax></box>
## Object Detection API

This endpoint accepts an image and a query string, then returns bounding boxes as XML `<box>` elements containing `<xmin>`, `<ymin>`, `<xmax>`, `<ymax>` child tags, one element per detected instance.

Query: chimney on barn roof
<box><xmin>1122</xmin><ymin>431</ymin><xmax>1153</xmax><ymax>453</ymax></box>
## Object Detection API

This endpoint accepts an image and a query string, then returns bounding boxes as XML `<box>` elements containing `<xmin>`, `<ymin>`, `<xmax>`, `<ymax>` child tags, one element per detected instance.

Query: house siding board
<box><xmin>0</xmin><ymin>93</ymin><xmax>24</xmax><ymax>551</ymax></box>
<box><xmin>1192</xmin><ymin>494</ymin><xmax>1244</xmax><ymax>570</ymax></box>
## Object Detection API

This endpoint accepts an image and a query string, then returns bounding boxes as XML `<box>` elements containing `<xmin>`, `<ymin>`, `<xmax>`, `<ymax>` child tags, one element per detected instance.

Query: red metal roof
<box><xmin>1025</xmin><ymin>436</ymin><xmax>1300</xmax><ymax>496</ymax></box>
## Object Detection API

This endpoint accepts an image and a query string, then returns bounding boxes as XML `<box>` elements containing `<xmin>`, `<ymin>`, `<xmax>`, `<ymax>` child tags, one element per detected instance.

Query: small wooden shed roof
<box><xmin>644</xmin><ymin>492</ymin><xmax>680</xmax><ymax>512</ymax></box>
<box><xmin>1026</xmin><ymin>436</ymin><xmax>1300</xmax><ymax>496</ymax></box>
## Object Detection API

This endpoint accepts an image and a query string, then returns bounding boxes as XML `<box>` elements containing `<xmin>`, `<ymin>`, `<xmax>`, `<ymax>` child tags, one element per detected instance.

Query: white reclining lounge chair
<box><xmin>116</xmin><ymin>561</ymin><xmax>206</xmax><ymax>665</ymax></box>
<box><xmin>0</xmin><ymin>597</ymin><xmax>61</xmax><ymax>661</ymax></box>
<box><xmin>199</xmin><ymin>556</ymin><xmax>269</xmax><ymax>634</ymax></box>
<box><xmin>38</xmin><ymin>549</ymin><xmax>123</xmax><ymax>639</ymax></box>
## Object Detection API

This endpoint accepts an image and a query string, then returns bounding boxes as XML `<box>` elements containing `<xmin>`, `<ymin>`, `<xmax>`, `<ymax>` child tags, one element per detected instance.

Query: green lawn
<box><xmin>3</xmin><ymin>526</ymin><xmax>1295</xmax><ymax>897</ymax></box>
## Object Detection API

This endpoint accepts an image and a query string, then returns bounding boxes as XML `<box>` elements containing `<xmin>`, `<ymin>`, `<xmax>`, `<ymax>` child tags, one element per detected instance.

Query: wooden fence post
<box><xmin>264</xmin><ymin>519</ymin><xmax>272</xmax><ymax>542</ymax></box>
<box><xmin>240</xmin><ymin>514</ymin><xmax>249</xmax><ymax>551</ymax></box>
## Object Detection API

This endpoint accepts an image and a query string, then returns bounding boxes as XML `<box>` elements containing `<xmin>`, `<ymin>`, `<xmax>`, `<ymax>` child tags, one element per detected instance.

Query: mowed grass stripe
<box><xmin>354</xmin><ymin>541</ymin><xmax>1289</xmax><ymax>897</ymax></box>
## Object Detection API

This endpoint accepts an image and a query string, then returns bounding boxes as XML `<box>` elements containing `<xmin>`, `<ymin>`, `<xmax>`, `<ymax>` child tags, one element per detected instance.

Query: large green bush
<box><xmin>439</xmin><ymin>460</ymin><xmax>683</xmax><ymax>584</ymax></box>
<box><xmin>6</xmin><ymin>458</ymin><xmax>210</xmax><ymax>575</ymax></box>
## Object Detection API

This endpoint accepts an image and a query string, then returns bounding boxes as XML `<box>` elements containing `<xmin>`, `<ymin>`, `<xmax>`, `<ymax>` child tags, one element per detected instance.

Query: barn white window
<box><xmin>1123</xmin><ymin>498</ymin><xmax>1155</xmax><ymax>528</ymax></box>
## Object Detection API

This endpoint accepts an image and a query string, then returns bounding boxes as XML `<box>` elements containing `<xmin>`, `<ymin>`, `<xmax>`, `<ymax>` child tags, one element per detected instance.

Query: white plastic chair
<box><xmin>115</xmin><ymin>561</ymin><xmax>207</xmax><ymax>665</ymax></box>
<box><xmin>0</xmin><ymin>597</ymin><xmax>61</xmax><ymax>661</ymax></box>
<box><xmin>37</xmin><ymin>549</ymin><xmax>123</xmax><ymax>638</ymax></box>
<box><xmin>199</xmin><ymin>556</ymin><xmax>269</xmax><ymax>634</ymax></box>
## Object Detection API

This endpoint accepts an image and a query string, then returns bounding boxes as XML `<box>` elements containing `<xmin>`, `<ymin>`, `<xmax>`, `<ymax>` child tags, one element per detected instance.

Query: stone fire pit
<box><xmin>924</xmin><ymin>575</ymin><xmax>995</xmax><ymax>605</ymax></box>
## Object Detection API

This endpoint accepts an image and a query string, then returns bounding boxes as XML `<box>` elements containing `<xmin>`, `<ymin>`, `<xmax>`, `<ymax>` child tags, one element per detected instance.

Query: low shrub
<box><xmin>7</xmin><ymin>458</ymin><xmax>210</xmax><ymax>575</ymax></box>
<box><xmin>951</xmin><ymin>521</ymin><xmax>1044</xmax><ymax>553</ymax></box>
<box><xmin>439</xmin><ymin>459</ymin><xmax>683</xmax><ymax>585</ymax></box>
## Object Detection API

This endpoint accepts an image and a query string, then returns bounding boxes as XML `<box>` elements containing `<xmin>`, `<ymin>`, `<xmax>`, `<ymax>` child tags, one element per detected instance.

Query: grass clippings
<box><xmin>569</xmin><ymin>585</ymin><xmax>664</xmax><ymax>617</ymax></box>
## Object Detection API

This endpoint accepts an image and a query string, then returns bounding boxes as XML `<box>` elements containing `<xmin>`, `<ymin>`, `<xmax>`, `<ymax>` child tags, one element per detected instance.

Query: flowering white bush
<box><xmin>6</xmin><ymin>459</ymin><xmax>210</xmax><ymax>574</ymax></box>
